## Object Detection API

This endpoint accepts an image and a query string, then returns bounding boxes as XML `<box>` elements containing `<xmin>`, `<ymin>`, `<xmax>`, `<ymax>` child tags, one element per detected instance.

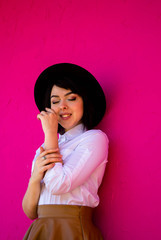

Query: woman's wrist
<box><xmin>44</xmin><ymin>129</ymin><xmax>58</xmax><ymax>136</ymax></box>
<box><xmin>44</xmin><ymin>130</ymin><xmax>58</xmax><ymax>150</ymax></box>
<box><xmin>29</xmin><ymin>175</ymin><xmax>41</xmax><ymax>186</ymax></box>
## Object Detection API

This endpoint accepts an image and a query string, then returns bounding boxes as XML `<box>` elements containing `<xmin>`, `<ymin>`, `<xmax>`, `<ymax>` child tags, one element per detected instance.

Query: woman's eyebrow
<box><xmin>50</xmin><ymin>91</ymin><xmax>73</xmax><ymax>99</ymax></box>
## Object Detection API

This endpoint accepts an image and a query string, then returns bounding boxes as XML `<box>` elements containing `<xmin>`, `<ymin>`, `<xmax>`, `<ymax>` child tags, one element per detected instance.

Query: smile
<box><xmin>60</xmin><ymin>114</ymin><xmax>72</xmax><ymax>120</ymax></box>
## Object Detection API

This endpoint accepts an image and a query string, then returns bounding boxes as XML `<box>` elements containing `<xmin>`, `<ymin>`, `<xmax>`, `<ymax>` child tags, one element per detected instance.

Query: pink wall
<box><xmin>0</xmin><ymin>0</ymin><xmax>161</xmax><ymax>239</ymax></box>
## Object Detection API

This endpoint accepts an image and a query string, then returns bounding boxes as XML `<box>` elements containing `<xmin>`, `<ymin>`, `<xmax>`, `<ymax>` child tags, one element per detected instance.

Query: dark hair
<box><xmin>44</xmin><ymin>76</ymin><xmax>95</xmax><ymax>134</ymax></box>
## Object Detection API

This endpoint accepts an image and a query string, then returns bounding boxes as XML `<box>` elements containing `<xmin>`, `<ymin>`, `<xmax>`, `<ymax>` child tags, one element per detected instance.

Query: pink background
<box><xmin>0</xmin><ymin>0</ymin><xmax>161</xmax><ymax>239</ymax></box>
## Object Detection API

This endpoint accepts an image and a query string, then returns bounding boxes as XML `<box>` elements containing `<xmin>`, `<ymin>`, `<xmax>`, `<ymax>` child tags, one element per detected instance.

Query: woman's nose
<box><xmin>60</xmin><ymin>101</ymin><xmax>68</xmax><ymax>110</ymax></box>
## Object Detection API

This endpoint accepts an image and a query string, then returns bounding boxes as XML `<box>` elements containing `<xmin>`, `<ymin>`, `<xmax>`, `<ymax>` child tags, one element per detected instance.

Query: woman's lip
<box><xmin>60</xmin><ymin>113</ymin><xmax>72</xmax><ymax>120</ymax></box>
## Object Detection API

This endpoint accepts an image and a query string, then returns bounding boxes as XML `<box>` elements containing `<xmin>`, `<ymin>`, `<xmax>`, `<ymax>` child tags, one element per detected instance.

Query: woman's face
<box><xmin>50</xmin><ymin>85</ymin><xmax>84</xmax><ymax>132</ymax></box>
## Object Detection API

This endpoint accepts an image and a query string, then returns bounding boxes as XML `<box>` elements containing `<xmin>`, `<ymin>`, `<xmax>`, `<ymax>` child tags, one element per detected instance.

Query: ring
<box><xmin>42</xmin><ymin>156</ymin><xmax>46</xmax><ymax>160</ymax></box>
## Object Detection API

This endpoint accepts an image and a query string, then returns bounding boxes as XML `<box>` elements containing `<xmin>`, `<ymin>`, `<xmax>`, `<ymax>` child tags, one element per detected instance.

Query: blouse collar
<box><xmin>58</xmin><ymin>124</ymin><xmax>86</xmax><ymax>144</ymax></box>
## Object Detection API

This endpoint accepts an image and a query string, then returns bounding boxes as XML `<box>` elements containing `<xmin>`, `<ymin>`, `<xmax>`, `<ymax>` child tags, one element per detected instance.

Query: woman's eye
<box><xmin>52</xmin><ymin>101</ymin><xmax>59</xmax><ymax>104</ymax></box>
<box><xmin>68</xmin><ymin>97</ymin><xmax>76</xmax><ymax>101</ymax></box>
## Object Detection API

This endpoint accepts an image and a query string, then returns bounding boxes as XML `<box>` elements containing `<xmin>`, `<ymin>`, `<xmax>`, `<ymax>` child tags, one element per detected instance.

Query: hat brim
<box><xmin>34</xmin><ymin>63</ymin><xmax>106</xmax><ymax>127</ymax></box>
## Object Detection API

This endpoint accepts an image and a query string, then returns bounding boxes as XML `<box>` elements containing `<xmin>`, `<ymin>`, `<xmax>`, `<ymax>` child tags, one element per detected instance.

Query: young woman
<box><xmin>22</xmin><ymin>63</ymin><xmax>109</xmax><ymax>240</ymax></box>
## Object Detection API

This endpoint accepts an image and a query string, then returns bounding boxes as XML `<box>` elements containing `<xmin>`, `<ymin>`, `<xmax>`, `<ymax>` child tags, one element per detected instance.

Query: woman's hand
<box><xmin>22</xmin><ymin>147</ymin><xmax>62</xmax><ymax>220</ymax></box>
<box><xmin>31</xmin><ymin>146</ymin><xmax>63</xmax><ymax>183</ymax></box>
<box><xmin>37</xmin><ymin>108</ymin><xmax>58</xmax><ymax>134</ymax></box>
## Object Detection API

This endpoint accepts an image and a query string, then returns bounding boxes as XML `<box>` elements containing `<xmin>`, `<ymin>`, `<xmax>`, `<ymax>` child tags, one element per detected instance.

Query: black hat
<box><xmin>34</xmin><ymin>63</ymin><xmax>106</xmax><ymax>128</ymax></box>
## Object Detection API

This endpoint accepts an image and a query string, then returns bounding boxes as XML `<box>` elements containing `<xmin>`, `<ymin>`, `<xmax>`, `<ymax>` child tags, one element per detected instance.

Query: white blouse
<box><xmin>32</xmin><ymin>124</ymin><xmax>109</xmax><ymax>207</ymax></box>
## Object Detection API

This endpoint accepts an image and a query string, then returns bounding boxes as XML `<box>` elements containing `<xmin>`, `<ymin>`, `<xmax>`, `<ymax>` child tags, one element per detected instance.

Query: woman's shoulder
<box><xmin>84</xmin><ymin>128</ymin><xmax>108</xmax><ymax>137</ymax></box>
<box><xmin>80</xmin><ymin>128</ymin><xmax>109</xmax><ymax>144</ymax></box>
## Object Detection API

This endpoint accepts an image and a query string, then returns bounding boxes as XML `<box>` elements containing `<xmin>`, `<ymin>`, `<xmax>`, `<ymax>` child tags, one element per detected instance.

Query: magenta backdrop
<box><xmin>1</xmin><ymin>0</ymin><xmax>161</xmax><ymax>239</ymax></box>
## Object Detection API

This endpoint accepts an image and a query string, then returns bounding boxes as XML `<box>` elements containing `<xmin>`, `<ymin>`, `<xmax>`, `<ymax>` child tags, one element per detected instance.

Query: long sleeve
<box><xmin>43</xmin><ymin>130</ymin><xmax>109</xmax><ymax>195</ymax></box>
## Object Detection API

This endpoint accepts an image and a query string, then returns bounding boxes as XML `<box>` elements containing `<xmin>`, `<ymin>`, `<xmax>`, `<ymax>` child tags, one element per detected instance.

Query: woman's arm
<box><xmin>22</xmin><ymin>176</ymin><xmax>41</xmax><ymax>219</ymax></box>
<box><xmin>22</xmin><ymin>147</ymin><xmax>62</xmax><ymax>219</ymax></box>
<box><xmin>37</xmin><ymin>108</ymin><xmax>59</xmax><ymax>150</ymax></box>
<box><xmin>43</xmin><ymin>131</ymin><xmax>109</xmax><ymax>195</ymax></box>
<box><xmin>23</xmin><ymin>109</ymin><xmax>61</xmax><ymax>219</ymax></box>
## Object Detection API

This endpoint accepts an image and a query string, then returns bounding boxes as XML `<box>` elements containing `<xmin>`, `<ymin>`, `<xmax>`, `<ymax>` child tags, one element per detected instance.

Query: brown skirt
<box><xmin>23</xmin><ymin>205</ymin><xmax>103</xmax><ymax>240</ymax></box>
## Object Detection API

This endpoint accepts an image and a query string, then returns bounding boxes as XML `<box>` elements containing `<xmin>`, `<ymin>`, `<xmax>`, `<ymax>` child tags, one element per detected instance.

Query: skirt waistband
<box><xmin>38</xmin><ymin>205</ymin><xmax>93</xmax><ymax>219</ymax></box>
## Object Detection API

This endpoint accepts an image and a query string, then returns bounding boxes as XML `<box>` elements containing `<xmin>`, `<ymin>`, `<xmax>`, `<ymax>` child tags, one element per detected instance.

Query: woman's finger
<box><xmin>41</xmin><ymin>111</ymin><xmax>48</xmax><ymax>115</ymax></box>
<box><xmin>37</xmin><ymin>110</ymin><xmax>49</xmax><ymax>120</ymax></box>
<box><xmin>37</xmin><ymin>113</ymin><xmax>41</xmax><ymax>120</ymax></box>
<box><xmin>41</xmin><ymin>153</ymin><xmax>62</xmax><ymax>159</ymax></box>
<box><xmin>45</xmin><ymin>108</ymin><xmax>59</xmax><ymax>120</ymax></box>
<box><xmin>39</xmin><ymin>158</ymin><xmax>63</xmax><ymax>167</ymax></box>
<box><xmin>41</xmin><ymin>163</ymin><xmax>56</xmax><ymax>172</ymax></box>
<box><xmin>39</xmin><ymin>148</ymin><xmax>59</xmax><ymax>158</ymax></box>
<box><xmin>44</xmin><ymin>158</ymin><xmax>63</xmax><ymax>165</ymax></box>
<box><xmin>40</xmin><ymin>146</ymin><xmax>45</xmax><ymax>153</ymax></box>
<box><xmin>45</xmin><ymin>108</ymin><xmax>55</xmax><ymax>113</ymax></box>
